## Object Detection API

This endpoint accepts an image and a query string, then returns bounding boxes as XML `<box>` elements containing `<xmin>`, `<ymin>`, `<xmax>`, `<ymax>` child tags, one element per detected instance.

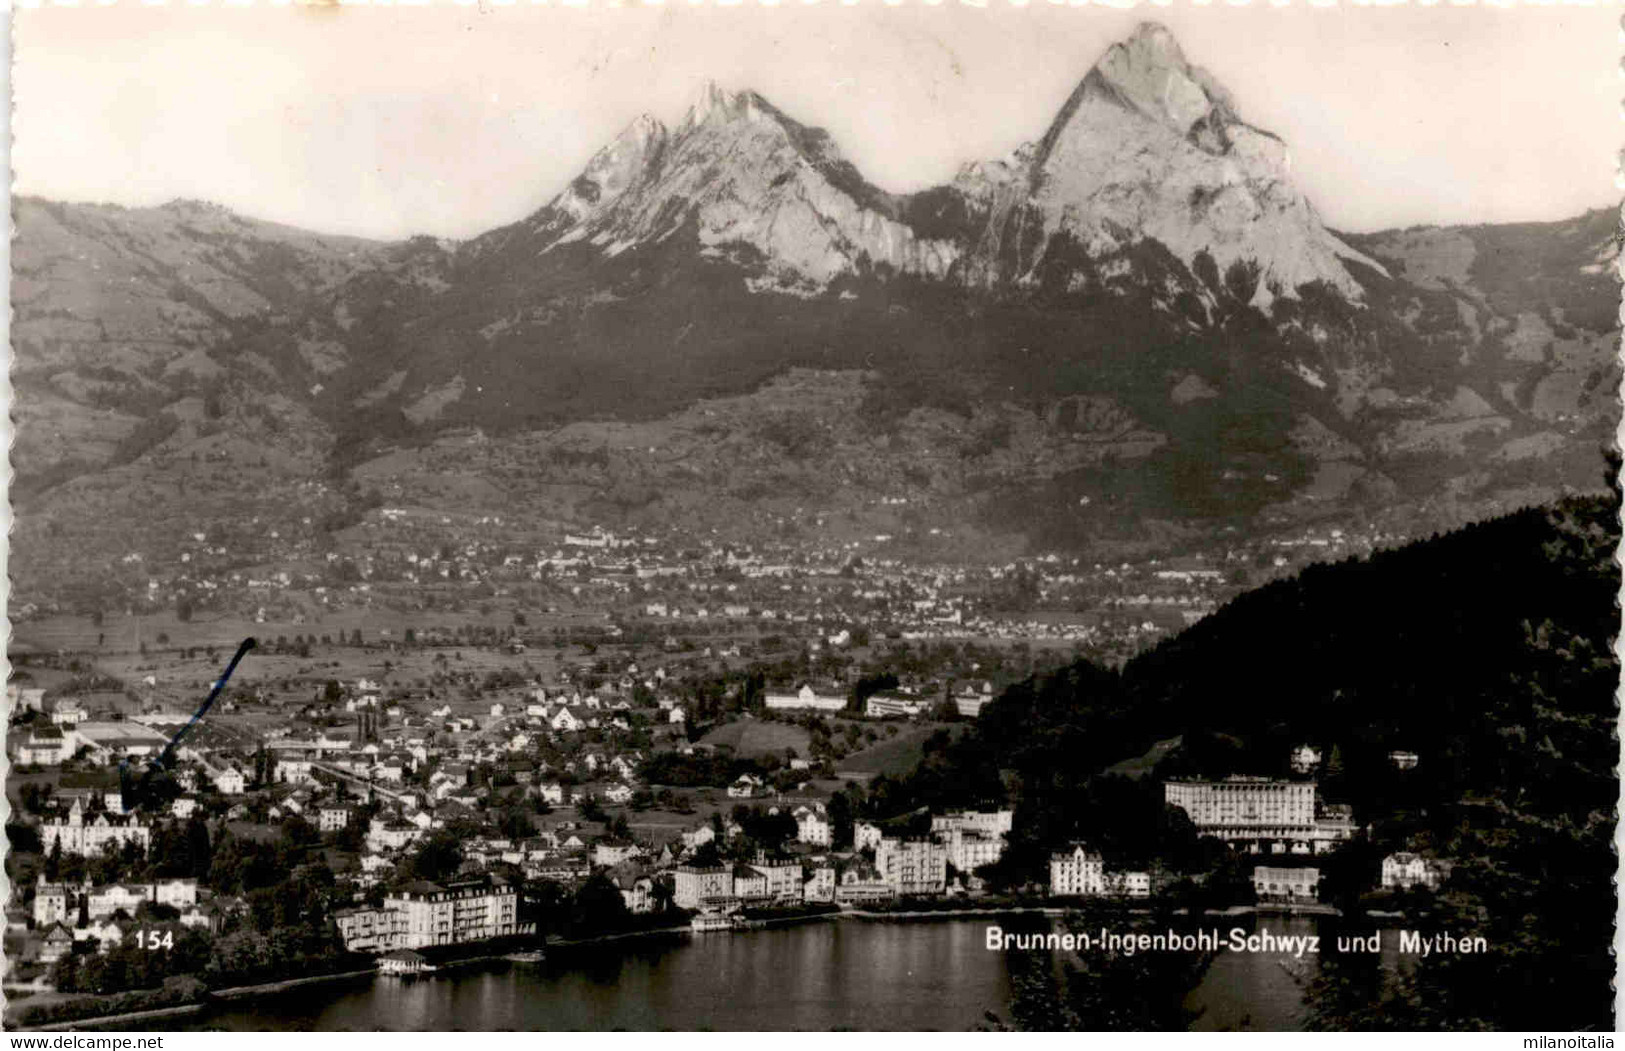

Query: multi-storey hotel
<box><xmin>875</xmin><ymin>836</ymin><xmax>948</xmax><ymax>896</ymax></box>
<box><xmin>388</xmin><ymin>875</ymin><xmax>523</xmax><ymax>948</ymax></box>
<box><xmin>333</xmin><ymin>873</ymin><xmax>527</xmax><ymax>953</ymax></box>
<box><xmin>672</xmin><ymin>865</ymin><xmax>735</xmax><ymax>909</ymax></box>
<box><xmin>1048</xmin><ymin>844</ymin><xmax>1105</xmax><ymax>897</ymax></box>
<box><xmin>937</xmin><ymin>828</ymin><xmax>1005</xmax><ymax>874</ymax></box>
<box><xmin>1165</xmin><ymin>777</ymin><xmax>1351</xmax><ymax>854</ymax></box>
<box><xmin>930</xmin><ymin>809</ymin><xmax>1014</xmax><ymax>838</ymax></box>
<box><xmin>930</xmin><ymin>809</ymin><xmax>1012</xmax><ymax>874</ymax></box>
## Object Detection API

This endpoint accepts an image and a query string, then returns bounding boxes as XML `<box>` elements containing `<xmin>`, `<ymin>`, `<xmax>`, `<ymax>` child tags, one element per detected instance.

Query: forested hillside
<box><xmin>880</xmin><ymin>469</ymin><xmax>1618</xmax><ymax>1030</ymax></box>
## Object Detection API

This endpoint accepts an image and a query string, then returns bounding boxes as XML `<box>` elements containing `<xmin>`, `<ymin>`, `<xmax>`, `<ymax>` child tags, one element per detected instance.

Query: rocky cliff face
<box><xmin>955</xmin><ymin>23</ymin><xmax>1385</xmax><ymax>303</ymax></box>
<box><xmin>496</xmin><ymin>22</ymin><xmax>1382</xmax><ymax>307</ymax></box>
<box><xmin>487</xmin><ymin>82</ymin><xmax>960</xmax><ymax>292</ymax></box>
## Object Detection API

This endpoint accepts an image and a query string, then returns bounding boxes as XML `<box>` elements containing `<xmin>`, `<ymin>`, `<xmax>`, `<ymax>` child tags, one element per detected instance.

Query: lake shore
<box><xmin>14</xmin><ymin>967</ymin><xmax>381</xmax><ymax>1032</ymax></box>
<box><xmin>842</xmin><ymin>906</ymin><xmax>1069</xmax><ymax>919</ymax></box>
<box><xmin>13</xmin><ymin>902</ymin><xmax>1216</xmax><ymax>1029</ymax></box>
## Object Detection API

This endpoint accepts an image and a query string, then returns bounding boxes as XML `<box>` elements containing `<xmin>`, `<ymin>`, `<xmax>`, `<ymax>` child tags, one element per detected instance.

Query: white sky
<box><xmin>12</xmin><ymin>2</ymin><xmax>1621</xmax><ymax>242</ymax></box>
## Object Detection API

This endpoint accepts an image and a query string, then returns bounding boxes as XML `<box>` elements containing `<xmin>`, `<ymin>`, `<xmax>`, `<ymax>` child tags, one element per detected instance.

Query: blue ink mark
<box><xmin>120</xmin><ymin>637</ymin><xmax>256</xmax><ymax>814</ymax></box>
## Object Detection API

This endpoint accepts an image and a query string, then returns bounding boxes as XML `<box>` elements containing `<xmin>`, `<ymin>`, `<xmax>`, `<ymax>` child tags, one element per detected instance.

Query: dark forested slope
<box><xmin>882</xmin><ymin>477</ymin><xmax>1618</xmax><ymax>1029</ymax></box>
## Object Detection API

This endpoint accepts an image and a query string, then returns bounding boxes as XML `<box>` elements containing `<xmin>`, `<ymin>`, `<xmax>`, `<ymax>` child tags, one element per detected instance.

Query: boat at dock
<box><xmin>690</xmin><ymin>913</ymin><xmax>733</xmax><ymax>933</ymax></box>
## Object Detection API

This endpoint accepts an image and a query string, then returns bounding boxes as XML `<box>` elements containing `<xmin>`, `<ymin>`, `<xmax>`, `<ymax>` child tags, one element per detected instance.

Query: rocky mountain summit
<box><xmin>958</xmin><ymin>23</ymin><xmax>1385</xmax><ymax>302</ymax></box>
<box><xmin>484</xmin><ymin>22</ymin><xmax>1378</xmax><ymax>307</ymax></box>
<box><xmin>485</xmin><ymin>83</ymin><xmax>959</xmax><ymax>292</ymax></box>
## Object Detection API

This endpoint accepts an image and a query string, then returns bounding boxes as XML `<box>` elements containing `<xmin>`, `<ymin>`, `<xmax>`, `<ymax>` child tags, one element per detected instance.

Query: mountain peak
<box><xmin>1090</xmin><ymin>21</ymin><xmax>1229</xmax><ymax>137</ymax></box>
<box><xmin>682</xmin><ymin>80</ymin><xmax>768</xmax><ymax>131</ymax></box>
<box><xmin>1123</xmin><ymin>21</ymin><xmax>1187</xmax><ymax>65</ymax></box>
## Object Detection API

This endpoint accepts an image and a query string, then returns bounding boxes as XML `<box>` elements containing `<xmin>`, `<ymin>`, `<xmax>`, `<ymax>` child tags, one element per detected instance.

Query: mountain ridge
<box><xmin>473</xmin><ymin>21</ymin><xmax>1378</xmax><ymax>303</ymax></box>
<box><xmin>8</xmin><ymin>22</ymin><xmax>1619</xmax><ymax>607</ymax></box>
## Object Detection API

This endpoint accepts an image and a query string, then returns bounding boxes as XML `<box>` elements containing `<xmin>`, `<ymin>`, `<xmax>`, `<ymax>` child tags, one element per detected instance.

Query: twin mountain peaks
<box><xmin>501</xmin><ymin>21</ymin><xmax>1378</xmax><ymax>304</ymax></box>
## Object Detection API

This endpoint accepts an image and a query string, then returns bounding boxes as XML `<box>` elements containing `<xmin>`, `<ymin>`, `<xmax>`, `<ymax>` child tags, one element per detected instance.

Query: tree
<box><xmin>49</xmin><ymin>952</ymin><xmax>82</xmax><ymax>993</ymax></box>
<box><xmin>827</xmin><ymin>792</ymin><xmax>854</xmax><ymax>850</ymax></box>
<box><xmin>568</xmin><ymin>873</ymin><xmax>630</xmax><ymax>936</ymax></box>
<box><xmin>281</xmin><ymin>815</ymin><xmax>319</xmax><ymax>849</ymax></box>
<box><xmin>497</xmin><ymin>807</ymin><xmax>533</xmax><ymax>841</ymax></box>
<box><xmin>400</xmin><ymin>831</ymin><xmax>463</xmax><ymax>883</ymax></box>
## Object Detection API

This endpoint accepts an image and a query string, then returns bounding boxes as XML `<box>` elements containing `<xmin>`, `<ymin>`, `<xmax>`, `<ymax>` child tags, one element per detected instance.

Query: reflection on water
<box><xmin>185</xmin><ymin>921</ymin><xmax>1014</xmax><ymax>1032</ymax></box>
<box><xmin>1185</xmin><ymin>916</ymin><xmax>1409</xmax><ymax>1032</ymax></box>
<box><xmin>168</xmin><ymin>915</ymin><xmax>1399</xmax><ymax>1032</ymax></box>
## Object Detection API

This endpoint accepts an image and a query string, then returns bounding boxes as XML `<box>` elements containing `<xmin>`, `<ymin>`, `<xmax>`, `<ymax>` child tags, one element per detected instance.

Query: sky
<box><xmin>13</xmin><ymin>1</ymin><xmax>1621</xmax><ymax>242</ymax></box>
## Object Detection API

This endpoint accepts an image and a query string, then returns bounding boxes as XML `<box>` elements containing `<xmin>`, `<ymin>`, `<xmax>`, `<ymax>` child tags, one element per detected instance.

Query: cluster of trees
<box><xmin>638</xmin><ymin>750</ymin><xmax>762</xmax><ymax>789</ymax></box>
<box><xmin>523</xmin><ymin>872</ymin><xmax>675</xmax><ymax>941</ymax></box>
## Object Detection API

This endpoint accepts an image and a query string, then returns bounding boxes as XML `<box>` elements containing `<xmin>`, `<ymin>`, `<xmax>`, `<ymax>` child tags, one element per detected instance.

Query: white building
<box><xmin>18</xmin><ymin>725</ymin><xmax>72</xmax><ymax>765</ymax></box>
<box><xmin>866</xmin><ymin>693</ymin><xmax>927</xmax><ymax>718</ymax></box>
<box><xmin>1289</xmin><ymin>745</ymin><xmax>1322</xmax><ymax>774</ymax></box>
<box><xmin>932</xmin><ymin>810</ymin><xmax>1014</xmax><ymax>837</ymax></box>
<box><xmin>939</xmin><ymin>828</ymin><xmax>1004</xmax><ymax>874</ymax></box>
<box><xmin>1049</xmin><ymin>844</ymin><xmax>1105</xmax><ymax>897</ymax></box>
<box><xmin>32</xmin><ymin>878</ymin><xmax>70</xmax><ymax>927</ymax></box>
<box><xmin>1381</xmin><ymin>852</ymin><xmax>1450</xmax><ymax>891</ymax></box>
<box><xmin>804</xmin><ymin>865</ymin><xmax>836</xmax><ymax>903</ymax></box>
<box><xmin>212</xmin><ymin>766</ymin><xmax>247</xmax><ymax>795</ymax></box>
<box><xmin>854</xmin><ymin>822</ymin><xmax>883</xmax><ymax>852</ymax></box>
<box><xmin>1254</xmin><ymin>866</ymin><xmax>1320</xmax><ymax>900</ymax></box>
<box><xmin>336</xmin><ymin>874</ymin><xmax>526</xmax><ymax>953</ymax></box>
<box><xmin>1102</xmin><ymin>870</ymin><xmax>1152</xmax><ymax>899</ymax></box>
<box><xmin>796</xmin><ymin>810</ymin><xmax>832</xmax><ymax>847</ymax></box>
<box><xmin>41</xmin><ymin>803</ymin><xmax>151</xmax><ymax>857</ymax></box>
<box><xmin>1165</xmin><ymin>777</ymin><xmax>1330</xmax><ymax>852</ymax></box>
<box><xmin>875</xmin><ymin>837</ymin><xmax>947</xmax><ymax>897</ymax></box>
<box><xmin>673</xmin><ymin>866</ymin><xmax>733</xmax><ymax>910</ymax></box>
<box><xmin>763</xmin><ymin>685</ymin><xmax>847</xmax><ymax>713</ymax></box>
<box><xmin>755</xmin><ymin>857</ymin><xmax>804</xmax><ymax>901</ymax></box>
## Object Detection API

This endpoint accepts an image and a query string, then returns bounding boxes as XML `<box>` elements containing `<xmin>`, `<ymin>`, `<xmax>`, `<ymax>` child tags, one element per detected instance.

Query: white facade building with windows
<box><xmin>1049</xmin><ymin>845</ymin><xmax>1105</xmax><ymax>897</ymax></box>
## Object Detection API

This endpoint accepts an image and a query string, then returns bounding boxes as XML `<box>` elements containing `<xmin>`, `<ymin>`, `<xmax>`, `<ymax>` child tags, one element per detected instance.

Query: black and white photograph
<box><xmin>3</xmin><ymin>0</ymin><xmax>1619</xmax><ymax>1033</ymax></box>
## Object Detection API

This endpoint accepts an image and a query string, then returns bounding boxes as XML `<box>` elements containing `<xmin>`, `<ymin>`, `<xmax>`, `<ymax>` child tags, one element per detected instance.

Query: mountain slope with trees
<box><xmin>878</xmin><ymin>470</ymin><xmax>1618</xmax><ymax>1029</ymax></box>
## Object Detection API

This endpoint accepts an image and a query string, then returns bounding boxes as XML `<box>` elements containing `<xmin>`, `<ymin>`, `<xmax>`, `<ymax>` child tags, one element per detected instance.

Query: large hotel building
<box><xmin>1164</xmin><ymin>777</ymin><xmax>1353</xmax><ymax>854</ymax></box>
<box><xmin>334</xmin><ymin>873</ymin><xmax>529</xmax><ymax>953</ymax></box>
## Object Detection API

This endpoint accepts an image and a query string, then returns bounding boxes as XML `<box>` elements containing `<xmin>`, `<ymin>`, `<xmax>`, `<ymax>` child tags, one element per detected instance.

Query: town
<box><xmin>4</xmin><ymin>618</ymin><xmax>1452</xmax><ymax>1006</ymax></box>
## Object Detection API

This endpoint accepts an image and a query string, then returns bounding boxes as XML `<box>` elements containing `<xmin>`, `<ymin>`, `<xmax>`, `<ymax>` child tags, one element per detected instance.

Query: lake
<box><xmin>162</xmin><ymin>914</ymin><xmax>1382</xmax><ymax>1031</ymax></box>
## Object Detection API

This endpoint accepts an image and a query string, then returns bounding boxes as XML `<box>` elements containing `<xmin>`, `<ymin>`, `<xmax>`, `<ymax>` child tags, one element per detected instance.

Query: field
<box><xmin>1101</xmin><ymin>735</ymin><xmax>1182</xmax><ymax>779</ymax></box>
<box><xmin>697</xmin><ymin>719</ymin><xmax>811</xmax><ymax>758</ymax></box>
<box><xmin>13</xmin><ymin>606</ymin><xmax>615</xmax><ymax>659</ymax></box>
<box><xmin>834</xmin><ymin>722</ymin><xmax>967</xmax><ymax>778</ymax></box>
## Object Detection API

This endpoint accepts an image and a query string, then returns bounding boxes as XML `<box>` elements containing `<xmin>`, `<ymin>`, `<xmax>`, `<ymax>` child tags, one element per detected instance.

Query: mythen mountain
<box><xmin>10</xmin><ymin>22</ymin><xmax>1619</xmax><ymax>605</ymax></box>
